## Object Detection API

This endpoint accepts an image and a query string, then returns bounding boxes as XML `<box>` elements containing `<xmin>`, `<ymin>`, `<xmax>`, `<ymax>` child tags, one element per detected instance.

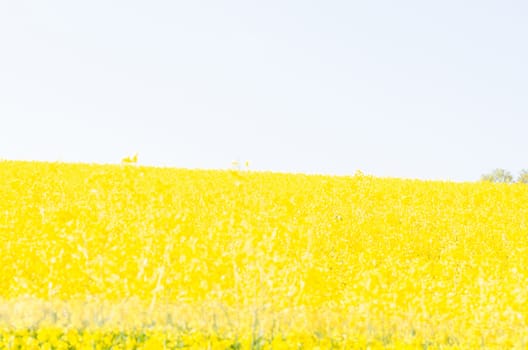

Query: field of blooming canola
<box><xmin>1</xmin><ymin>160</ymin><xmax>528</xmax><ymax>349</ymax></box>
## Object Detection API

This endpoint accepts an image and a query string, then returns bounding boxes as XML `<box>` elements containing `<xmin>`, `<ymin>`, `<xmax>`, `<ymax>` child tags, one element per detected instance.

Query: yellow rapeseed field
<box><xmin>1</xmin><ymin>160</ymin><xmax>528</xmax><ymax>349</ymax></box>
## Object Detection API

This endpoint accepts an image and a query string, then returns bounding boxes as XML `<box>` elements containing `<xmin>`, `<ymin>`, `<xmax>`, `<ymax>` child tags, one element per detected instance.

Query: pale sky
<box><xmin>1</xmin><ymin>1</ymin><xmax>527</xmax><ymax>181</ymax></box>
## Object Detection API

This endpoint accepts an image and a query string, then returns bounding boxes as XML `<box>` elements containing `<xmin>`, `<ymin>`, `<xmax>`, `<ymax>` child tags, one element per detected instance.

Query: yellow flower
<box><xmin>121</xmin><ymin>153</ymin><xmax>138</xmax><ymax>164</ymax></box>
<box><xmin>1</xmin><ymin>160</ymin><xmax>528</xmax><ymax>348</ymax></box>
<box><xmin>141</xmin><ymin>336</ymin><xmax>165</xmax><ymax>350</ymax></box>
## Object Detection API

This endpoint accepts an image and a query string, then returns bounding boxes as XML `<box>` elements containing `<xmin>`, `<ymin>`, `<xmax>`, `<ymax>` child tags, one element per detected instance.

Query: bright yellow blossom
<box><xmin>1</xmin><ymin>160</ymin><xmax>528</xmax><ymax>348</ymax></box>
